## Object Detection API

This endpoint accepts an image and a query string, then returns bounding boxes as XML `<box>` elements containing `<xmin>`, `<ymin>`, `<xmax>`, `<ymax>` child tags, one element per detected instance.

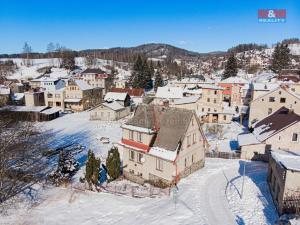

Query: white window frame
<box><xmin>129</xmin><ymin>130</ymin><xmax>134</xmax><ymax>140</ymax></box>
<box><xmin>156</xmin><ymin>158</ymin><xmax>163</xmax><ymax>171</ymax></box>
<box><xmin>129</xmin><ymin>150</ymin><xmax>135</xmax><ymax>161</ymax></box>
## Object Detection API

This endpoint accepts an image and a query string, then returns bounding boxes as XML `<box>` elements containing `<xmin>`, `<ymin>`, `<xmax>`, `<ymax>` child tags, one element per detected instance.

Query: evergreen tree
<box><xmin>270</xmin><ymin>43</ymin><xmax>291</xmax><ymax>73</ymax></box>
<box><xmin>143</xmin><ymin>59</ymin><xmax>153</xmax><ymax>90</ymax></box>
<box><xmin>106</xmin><ymin>146</ymin><xmax>121</xmax><ymax>180</ymax></box>
<box><xmin>223</xmin><ymin>54</ymin><xmax>238</xmax><ymax>79</ymax></box>
<box><xmin>85</xmin><ymin>150</ymin><xmax>100</xmax><ymax>185</ymax></box>
<box><xmin>129</xmin><ymin>55</ymin><xmax>144</xmax><ymax>88</ymax></box>
<box><xmin>154</xmin><ymin>70</ymin><xmax>163</xmax><ymax>91</ymax></box>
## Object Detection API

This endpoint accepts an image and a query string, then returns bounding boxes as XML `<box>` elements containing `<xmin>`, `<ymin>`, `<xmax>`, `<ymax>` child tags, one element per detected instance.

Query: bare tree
<box><xmin>0</xmin><ymin>112</ymin><xmax>49</xmax><ymax>205</ymax></box>
<box><xmin>22</xmin><ymin>42</ymin><xmax>32</xmax><ymax>67</ymax></box>
<box><xmin>84</xmin><ymin>54</ymin><xmax>97</xmax><ymax>68</ymax></box>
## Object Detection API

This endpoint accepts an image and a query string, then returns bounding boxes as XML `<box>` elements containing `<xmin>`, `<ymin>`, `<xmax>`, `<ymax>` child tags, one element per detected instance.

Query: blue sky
<box><xmin>0</xmin><ymin>0</ymin><xmax>299</xmax><ymax>54</ymax></box>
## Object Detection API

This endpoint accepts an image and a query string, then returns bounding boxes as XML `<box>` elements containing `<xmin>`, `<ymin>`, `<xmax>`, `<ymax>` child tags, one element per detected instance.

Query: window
<box><xmin>192</xmin><ymin>133</ymin><xmax>196</xmax><ymax>144</ymax></box>
<box><xmin>207</xmin><ymin>98</ymin><xmax>210</xmax><ymax>103</ymax></box>
<box><xmin>187</xmin><ymin>135</ymin><xmax>191</xmax><ymax>147</ymax></box>
<box><xmin>55</xmin><ymin>94</ymin><xmax>60</xmax><ymax>98</ymax></box>
<box><xmin>156</xmin><ymin>158</ymin><xmax>163</xmax><ymax>171</ymax></box>
<box><xmin>208</xmin><ymin>108</ymin><xmax>211</xmax><ymax>112</ymax></box>
<box><xmin>129</xmin><ymin>150</ymin><xmax>135</xmax><ymax>161</ymax></box>
<box><xmin>268</xmin><ymin>108</ymin><xmax>272</xmax><ymax>115</ymax></box>
<box><xmin>202</xmin><ymin>108</ymin><xmax>204</xmax><ymax>112</ymax></box>
<box><xmin>269</xmin><ymin>97</ymin><xmax>275</xmax><ymax>102</ymax></box>
<box><xmin>137</xmin><ymin>132</ymin><xmax>142</xmax><ymax>143</ymax></box>
<box><xmin>129</xmin><ymin>169</ymin><xmax>134</xmax><ymax>174</ymax></box>
<box><xmin>214</xmin><ymin>90</ymin><xmax>217</xmax><ymax>95</ymax></box>
<box><xmin>47</xmin><ymin>93</ymin><xmax>53</xmax><ymax>98</ymax></box>
<box><xmin>213</xmin><ymin>99</ymin><xmax>217</xmax><ymax>103</ymax></box>
<box><xmin>280</xmin><ymin>98</ymin><xmax>286</xmax><ymax>103</ymax></box>
<box><xmin>279</xmin><ymin>91</ymin><xmax>282</xmax><ymax>95</ymax></box>
<box><xmin>185</xmin><ymin>158</ymin><xmax>187</xmax><ymax>167</ymax></box>
<box><xmin>292</xmin><ymin>88</ymin><xmax>296</xmax><ymax>92</ymax></box>
<box><xmin>56</xmin><ymin>102</ymin><xmax>61</xmax><ymax>107</ymax></box>
<box><xmin>223</xmin><ymin>115</ymin><xmax>227</xmax><ymax>120</ymax></box>
<box><xmin>262</xmin><ymin>98</ymin><xmax>264</xmax><ymax>102</ymax></box>
<box><xmin>137</xmin><ymin>152</ymin><xmax>143</xmax><ymax>163</ymax></box>
<box><xmin>292</xmin><ymin>133</ymin><xmax>298</xmax><ymax>142</ymax></box>
<box><xmin>192</xmin><ymin>155</ymin><xmax>194</xmax><ymax>163</ymax></box>
<box><xmin>129</xmin><ymin>130</ymin><xmax>134</xmax><ymax>140</ymax></box>
<box><xmin>48</xmin><ymin>101</ymin><xmax>53</xmax><ymax>107</ymax></box>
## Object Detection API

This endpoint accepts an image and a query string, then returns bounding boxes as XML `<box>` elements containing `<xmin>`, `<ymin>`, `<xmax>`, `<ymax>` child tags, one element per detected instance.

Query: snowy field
<box><xmin>1</xmin><ymin>159</ymin><xmax>278</xmax><ymax>225</ymax></box>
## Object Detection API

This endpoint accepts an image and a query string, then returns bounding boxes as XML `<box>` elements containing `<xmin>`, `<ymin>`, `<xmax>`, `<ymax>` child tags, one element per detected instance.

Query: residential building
<box><xmin>154</xmin><ymin>86</ymin><xmax>183</xmax><ymax>104</ymax></box>
<box><xmin>218</xmin><ymin>77</ymin><xmax>249</xmax><ymax>107</ymax></box>
<box><xmin>119</xmin><ymin>104</ymin><xmax>208</xmax><ymax>186</ymax></box>
<box><xmin>24</xmin><ymin>91</ymin><xmax>45</xmax><ymax>107</ymax></box>
<box><xmin>268</xmin><ymin>150</ymin><xmax>300</xmax><ymax>215</ymax></box>
<box><xmin>249</xmin><ymin>85</ymin><xmax>300</xmax><ymax>126</ymax></box>
<box><xmin>238</xmin><ymin>107</ymin><xmax>300</xmax><ymax>160</ymax></box>
<box><xmin>104</xmin><ymin>92</ymin><xmax>131</xmax><ymax>107</ymax></box>
<box><xmin>110</xmin><ymin>87</ymin><xmax>144</xmax><ymax>105</ymax></box>
<box><xmin>89</xmin><ymin>101</ymin><xmax>130</xmax><ymax>121</ymax></box>
<box><xmin>41</xmin><ymin>78</ymin><xmax>66</xmax><ymax>111</ymax></box>
<box><xmin>81</xmin><ymin>68</ymin><xmax>113</xmax><ymax>95</ymax></box>
<box><xmin>64</xmin><ymin>79</ymin><xmax>102</xmax><ymax>112</ymax></box>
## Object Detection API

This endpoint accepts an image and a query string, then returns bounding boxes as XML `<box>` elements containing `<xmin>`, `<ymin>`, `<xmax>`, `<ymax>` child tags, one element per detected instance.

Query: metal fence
<box><xmin>72</xmin><ymin>182</ymin><xmax>170</xmax><ymax>198</ymax></box>
<box><xmin>205</xmin><ymin>151</ymin><xmax>241</xmax><ymax>159</ymax></box>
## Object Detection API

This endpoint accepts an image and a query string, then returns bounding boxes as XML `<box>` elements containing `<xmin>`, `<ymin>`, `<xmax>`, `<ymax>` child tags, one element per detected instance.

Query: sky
<box><xmin>0</xmin><ymin>0</ymin><xmax>299</xmax><ymax>54</ymax></box>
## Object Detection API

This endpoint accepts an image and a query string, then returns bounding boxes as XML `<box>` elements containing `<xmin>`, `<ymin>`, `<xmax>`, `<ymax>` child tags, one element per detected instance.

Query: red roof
<box><xmin>110</xmin><ymin>87</ymin><xmax>144</xmax><ymax>97</ymax></box>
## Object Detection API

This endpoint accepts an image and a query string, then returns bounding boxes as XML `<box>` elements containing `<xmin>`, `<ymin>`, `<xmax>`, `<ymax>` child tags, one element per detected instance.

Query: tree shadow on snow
<box><xmin>236</xmin><ymin>160</ymin><xmax>278</xmax><ymax>224</ymax></box>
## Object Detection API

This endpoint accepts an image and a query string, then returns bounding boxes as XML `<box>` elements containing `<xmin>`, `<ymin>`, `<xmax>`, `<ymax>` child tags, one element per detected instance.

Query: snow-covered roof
<box><xmin>102</xmin><ymin>101</ymin><xmax>125</xmax><ymax>111</ymax></box>
<box><xmin>41</xmin><ymin>107</ymin><xmax>60</xmax><ymax>115</ymax></box>
<box><xmin>183</xmin><ymin>88</ymin><xmax>202</xmax><ymax>95</ymax></box>
<box><xmin>155</xmin><ymin>86</ymin><xmax>183</xmax><ymax>99</ymax></box>
<box><xmin>104</xmin><ymin>92</ymin><xmax>128</xmax><ymax>102</ymax></box>
<box><xmin>238</xmin><ymin>133</ymin><xmax>261</xmax><ymax>146</ymax></box>
<box><xmin>74</xmin><ymin>80</ymin><xmax>92</xmax><ymax>91</ymax></box>
<box><xmin>121</xmin><ymin>124</ymin><xmax>155</xmax><ymax>134</ymax></box>
<box><xmin>219</xmin><ymin>77</ymin><xmax>249</xmax><ymax>84</ymax></box>
<box><xmin>0</xmin><ymin>86</ymin><xmax>10</xmax><ymax>95</ymax></box>
<box><xmin>252</xmin><ymin>83</ymin><xmax>279</xmax><ymax>91</ymax></box>
<box><xmin>199</xmin><ymin>84</ymin><xmax>224</xmax><ymax>90</ymax></box>
<box><xmin>5</xmin><ymin>106</ymin><xmax>48</xmax><ymax>112</ymax></box>
<box><xmin>174</xmin><ymin>96</ymin><xmax>200</xmax><ymax>105</ymax></box>
<box><xmin>271</xmin><ymin>150</ymin><xmax>300</xmax><ymax>172</ymax></box>
<box><xmin>64</xmin><ymin>98</ymin><xmax>82</xmax><ymax>103</ymax></box>
<box><xmin>12</xmin><ymin>93</ymin><xmax>24</xmax><ymax>101</ymax></box>
<box><xmin>148</xmin><ymin>146</ymin><xmax>177</xmax><ymax>161</ymax></box>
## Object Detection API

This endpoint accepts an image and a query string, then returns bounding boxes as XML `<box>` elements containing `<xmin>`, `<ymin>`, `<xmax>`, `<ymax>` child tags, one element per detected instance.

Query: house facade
<box><xmin>89</xmin><ymin>101</ymin><xmax>130</xmax><ymax>121</ymax></box>
<box><xmin>238</xmin><ymin>107</ymin><xmax>300</xmax><ymax>160</ymax></box>
<box><xmin>268</xmin><ymin>150</ymin><xmax>300</xmax><ymax>215</ymax></box>
<box><xmin>64</xmin><ymin>79</ymin><xmax>102</xmax><ymax>112</ymax></box>
<box><xmin>249</xmin><ymin>85</ymin><xmax>300</xmax><ymax>126</ymax></box>
<box><xmin>119</xmin><ymin>105</ymin><xmax>208</xmax><ymax>186</ymax></box>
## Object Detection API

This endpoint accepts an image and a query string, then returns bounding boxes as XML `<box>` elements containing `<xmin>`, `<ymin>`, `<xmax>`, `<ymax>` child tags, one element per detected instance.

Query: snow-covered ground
<box><xmin>1</xmin><ymin>159</ymin><xmax>278</xmax><ymax>225</ymax></box>
<box><xmin>204</xmin><ymin>122</ymin><xmax>246</xmax><ymax>152</ymax></box>
<box><xmin>39</xmin><ymin>111</ymin><xmax>123</xmax><ymax>158</ymax></box>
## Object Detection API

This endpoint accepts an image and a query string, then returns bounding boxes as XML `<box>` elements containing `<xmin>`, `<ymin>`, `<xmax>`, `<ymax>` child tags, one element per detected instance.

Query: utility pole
<box><xmin>241</xmin><ymin>160</ymin><xmax>246</xmax><ymax>199</ymax></box>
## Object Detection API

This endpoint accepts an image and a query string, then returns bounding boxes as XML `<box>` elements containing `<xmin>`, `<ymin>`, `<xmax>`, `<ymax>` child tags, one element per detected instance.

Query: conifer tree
<box><xmin>270</xmin><ymin>43</ymin><xmax>291</xmax><ymax>73</ymax></box>
<box><xmin>143</xmin><ymin>59</ymin><xmax>153</xmax><ymax>90</ymax></box>
<box><xmin>106</xmin><ymin>146</ymin><xmax>121</xmax><ymax>180</ymax></box>
<box><xmin>223</xmin><ymin>54</ymin><xmax>238</xmax><ymax>79</ymax></box>
<box><xmin>85</xmin><ymin>150</ymin><xmax>100</xmax><ymax>185</ymax></box>
<box><xmin>154</xmin><ymin>70</ymin><xmax>163</xmax><ymax>91</ymax></box>
<box><xmin>129</xmin><ymin>55</ymin><xmax>144</xmax><ymax>88</ymax></box>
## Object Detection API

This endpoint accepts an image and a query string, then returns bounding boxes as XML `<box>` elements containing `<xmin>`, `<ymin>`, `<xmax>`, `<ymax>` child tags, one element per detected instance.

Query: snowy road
<box><xmin>2</xmin><ymin>159</ymin><xmax>277</xmax><ymax>225</ymax></box>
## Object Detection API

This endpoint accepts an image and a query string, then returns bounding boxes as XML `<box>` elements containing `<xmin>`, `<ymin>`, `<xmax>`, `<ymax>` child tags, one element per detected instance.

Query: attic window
<box><xmin>279</xmin><ymin>91</ymin><xmax>282</xmax><ymax>95</ymax></box>
<box><xmin>269</xmin><ymin>97</ymin><xmax>275</xmax><ymax>102</ymax></box>
<box><xmin>280</xmin><ymin>98</ymin><xmax>286</xmax><ymax>103</ymax></box>
<box><xmin>292</xmin><ymin>133</ymin><xmax>298</xmax><ymax>142</ymax></box>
